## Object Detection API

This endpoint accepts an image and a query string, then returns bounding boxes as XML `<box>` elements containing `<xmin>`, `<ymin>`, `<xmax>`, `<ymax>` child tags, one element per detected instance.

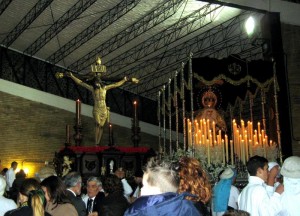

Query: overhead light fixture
<box><xmin>245</xmin><ymin>16</ymin><xmax>255</xmax><ymax>36</ymax></box>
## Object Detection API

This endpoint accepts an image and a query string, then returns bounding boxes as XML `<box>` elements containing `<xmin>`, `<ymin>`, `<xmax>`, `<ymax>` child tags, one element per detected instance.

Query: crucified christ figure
<box><xmin>57</xmin><ymin>57</ymin><xmax>139</xmax><ymax>145</ymax></box>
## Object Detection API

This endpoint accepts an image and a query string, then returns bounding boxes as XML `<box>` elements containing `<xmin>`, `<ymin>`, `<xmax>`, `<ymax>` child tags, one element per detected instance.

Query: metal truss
<box><xmin>105</xmin><ymin>3</ymin><xmax>223</xmax><ymax>77</ymax></box>
<box><xmin>1</xmin><ymin>0</ymin><xmax>53</xmax><ymax>47</ymax></box>
<box><xmin>0</xmin><ymin>0</ymin><xmax>13</xmax><ymax>16</ymax></box>
<box><xmin>122</xmin><ymin>10</ymin><xmax>264</xmax><ymax>100</ymax></box>
<box><xmin>24</xmin><ymin>0</ymin><xmax>97</xmax><ymax>55</ymax></box>
<box><xmin>47</xmin><ymin>0</ymin><xmax>141</xmax><ymax>64</ymax></box>
<box><xmin>68</xmin><ymin>0</ymin><xmax>186</xmax><ymax>72</ymax></box>
<box><xmin>0</xmin><ymin>46</ymin><xmax>157</xmax><ymax>124</ymax></box>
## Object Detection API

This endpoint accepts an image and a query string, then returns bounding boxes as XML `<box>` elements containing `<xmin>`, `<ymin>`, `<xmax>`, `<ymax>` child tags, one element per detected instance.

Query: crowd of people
<box><xmin>0</xmin><ymin>154</ymin><xmax>299</xmax><ymax>216</ymax></box>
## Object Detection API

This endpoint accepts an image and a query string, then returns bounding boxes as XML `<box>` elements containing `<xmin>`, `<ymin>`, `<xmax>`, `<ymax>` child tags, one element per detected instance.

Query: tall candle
<box><xmin>241</xmin><ymin>139</ymin><xmax>245</xmax><ymax>164</ymax></box>
<box><xmin>263</xmin><ymin>138</ymin><xmax>267</xmax><ymax>158</ymax></box>
<box><xmin>225</xmin><ymin>134</ymin><xmax>229</xmax><ymax>163</ymax></box>
<box><xmin>241</xmin><ymin>120</ymin><xmax>245</xmax><ymax>137</ymax></box>
<box><xmin>222</xmin><ymin>139</ymin><xmax>225</xmax><ymax>164</ymax></box>
<box><xmin>200</xmin><ymin>119</ymin><xmax>203</xmax><ymax>135</ymax></box>
<box><xmin>203</xmin><ymin>120</ymin><xmax>207</xmax><ymax>140</ymax></box>
<box><xmin>257</xmin><ymin>122</ymin><xmax>261</xmax><ymax>136</ymax></box>
<box><xmin>230</xmin><ymin>140</ymin><xmax>234</xmax><ymax>165</ymax></box>
<box><xmin>245</xmin><ymin>135</ymin><xmax>249</xmax><ymax>161</ymax></box>
<box><xmin>133</xmin><ymin>101</ymin><xmax>137</xmax><ymax>125</ymax></box>
<box><xmin>188</xmin><ymin>120</ymin><xmax>191</xmax><ymax>146</ymax></box>
<box><xmin>76</xmin><ymin>99</ymin><xmax>81</xmax><ymax>125</ymax></box>
<box><xmin>249</xmin><ymin>140</ymin><xmax>253</xmax><ymax>156</ymax></box>
<box><xmin>212</xmin><ymin>121</ymin><xmax>216</xmax><ymax>144</ymax></box>
<box><xmin>207</xmin><ymin>139</ymin><xmax>211</xmax><ymax>166</ymax></box>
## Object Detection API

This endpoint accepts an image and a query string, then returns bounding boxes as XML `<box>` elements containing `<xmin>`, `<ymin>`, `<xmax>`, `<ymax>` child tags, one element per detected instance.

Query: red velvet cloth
<box><xmin>65</xmin><ymin>146</ymin><xmax>150</xmax><ymax>153</ymax></box>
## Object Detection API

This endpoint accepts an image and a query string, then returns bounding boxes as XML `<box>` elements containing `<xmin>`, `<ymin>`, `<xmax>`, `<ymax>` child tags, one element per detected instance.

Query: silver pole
<box><xmin>181</xmin><ymin>62</ymin><xmax>186</xmax><ymax>151</ymax></box>
<box><xmin>273</xmin><ymin>61</ymin><xmax>283</xmax><ymax>164</ymax></box>
<box><xmin>163</xmin><ymin>86</ymin><xmax>166</xmax><ymax>156</ymax></box>
<box><xmin>189</xmin><ymin>53</ymin><xmax>195</xmax><ymax>157</ymax></box>
<box><xmin>174</xmin><ymin>71</ymin><xmax>179</xmax><ymax>151</ymax></box>
<box><xmin>158</xmin><ymin>91</ymin><xmax>162</xmax><ymax>160</ymax></box>
<box><xmin>168</xmin><ymin>78</ymin><xmax>172</xmax><ymax>155</ymax></box>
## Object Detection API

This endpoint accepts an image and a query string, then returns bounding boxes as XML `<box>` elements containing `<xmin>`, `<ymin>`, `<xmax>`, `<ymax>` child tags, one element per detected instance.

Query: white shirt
<box><xmin>238</xmin><ymin>176</ymin><xmax>282</xmax><ymax>216</ymax></box>
<box><xmin>0</xmin><ymin>196</ymin><xmax>17</xmax><ymax>215</ymax></box>
<box><xmin>5</xmin><ymin>168</ymin><xmax>16</xmax><ymax>191</ymax></box>
<box><xmin>121</xmin><ymin>178</ymin><xmax>133</xmax><ymax>200</ymax></box>
<box><xmin>276</xmin><ymin>177</ymin><xmax>300</xmax><ymax>216</ymax></box>
<box><xmin>228</xmin><ymin>185</ymin><xmax>239</xmax><ymax>209</ymax></box>
<box><xmin>132</xmin><ymin>186</ymin><xmax>141</xmax><ymax>198</ymax></box>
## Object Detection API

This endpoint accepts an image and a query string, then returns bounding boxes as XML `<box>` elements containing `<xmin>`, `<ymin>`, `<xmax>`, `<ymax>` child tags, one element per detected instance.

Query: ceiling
<box><xmin>0</xmin><ymin>0</ymin><xmax>265</xmax><ymax>101</ymax></box>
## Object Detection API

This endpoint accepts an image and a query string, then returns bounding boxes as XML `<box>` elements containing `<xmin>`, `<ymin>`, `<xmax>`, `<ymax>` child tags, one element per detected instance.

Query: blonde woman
<box><xmin>4</xmin><ymin>178</ymin><xmax>50</xmax><ymax>216</ymax></box>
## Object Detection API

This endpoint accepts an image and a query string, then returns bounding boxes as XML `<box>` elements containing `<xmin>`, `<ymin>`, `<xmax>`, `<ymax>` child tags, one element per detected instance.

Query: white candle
<box><xmin>225</xmin><ymin>134</ymin><xmax>229</xmax><ymax>163</ymax></box>
<box><xmin>76</xmin><ymin>99</ymin><xmax>81</xmax><ymax>125</ymax></box>
<box><xmin>222</xmin><ymin>139</ymin><xmax>225</xmax><ymax>164</ymax></box>
<box><xmin>230</xmin><ymin>140</ymin><xmax>234</xmax><ymax>165</ymax></box>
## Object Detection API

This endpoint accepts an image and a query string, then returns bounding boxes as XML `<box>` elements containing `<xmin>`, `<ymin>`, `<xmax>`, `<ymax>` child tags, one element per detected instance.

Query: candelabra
<box><xmin>73</xmin><ymin>124</ymin><xmax>83</xmax><ymax>146</ymax></box>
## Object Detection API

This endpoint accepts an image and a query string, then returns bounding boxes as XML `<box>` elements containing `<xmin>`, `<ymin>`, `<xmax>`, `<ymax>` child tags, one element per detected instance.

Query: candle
<box><xmin>249</xmin><ymin>140</ymin><xmax>253</xmax><ymax>156</ymax></box>
<box><xmin>230</xmin><ymin>140</ymin><xmax>234</xmax><ymax>165</ymax></box>
<box><xmin>259</xmin><ymin>134</ymin><xmax>262</xmax><ymax>146</ymax></box>
<box><xmin>257</xmin><ymin>122</ymin><xmax>261</xmax><ymax>136</ymax></box>
<box><xmin>209</xmin><ymin>132</ymin><xmax>212</xmax><ymax>146</ymax></box>
<box><xmin>245</xmin><ymin>135</ymin><xmax>249</xmax><ymax>161</ymax></box>
<box><xmin>203</xmin><ymin>120</ymin><xmax>207</xmax><ymax>141</ymax></box>
<box><xmin>241</xmin><ymin>120</ymin><xmax>245</xmax><ymax>137</ymax></box>
<box><xmin>109</xmin><ymin>123</ymin><xmax>113</xmax><ymax>145</ymax></box>
<box><xmin>207</xmin><ymin>139</ymin><xmax>211</xmax><ymax>166</ymax></box>
<box><xmin>225</xmin><ymin>134</ymin><xmax>229</xmax><ymax>163</ymax></box>
<box><xmin>188</xmin><ymin>120</ymin><xmax>191</xmax><ymax>146</ymax></box>
<box><xmin>200</xmin><ymin>119</ymin><xmax>203</xmax><ymax>135</ymax></box>
<box><xmin>212</xmin><ymin>121</ymin><xmax>216</xmax><ymax>144</ymax></box>
<box><xmin>263</xmin><ymin>138</ymin><xmax>267</xmax><ymax>158</ymax></box>
<box><xmin>76</xmin><ymin>99</ymin><xmax>81</xmax><ymax>125</ymax></box>
<box><xmin>241</xmin><ymin>139</ymin><xmax>245</xmax><ymax>164</ymax></box>
<box><xmin>222</xmin><ymin>139</ymin><xmax>225</xmax><ymax>164</ymax></box>
<box><xmin>133</xmin><ymin>101</ymin><xmax>137</xmax><ymax>125</ymax></box>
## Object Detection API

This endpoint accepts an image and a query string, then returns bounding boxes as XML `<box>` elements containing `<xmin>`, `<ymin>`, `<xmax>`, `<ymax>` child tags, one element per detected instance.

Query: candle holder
<box><xmin>73</xmin><ymin>124</ymin><xmax>83</xmax><ymax>146</ymax></box>
<box><xmin>65</xmin><ymin>124</ymin><xmax>71</xmax><ymax>147</ymax></box>
<box><xmin>131</xmin><ymin>119</ymin><xmax>141</xmax><ymax>147</ymax></box>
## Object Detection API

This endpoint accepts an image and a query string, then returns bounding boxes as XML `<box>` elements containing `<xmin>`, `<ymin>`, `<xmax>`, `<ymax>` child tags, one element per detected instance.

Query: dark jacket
<box><xmin>66</xmin><ymin>190</ymin><xmax>86</xmax><ymax>216</ymax></box>
<box><xmin>124</xmin><ymin>192</ymin><xmax>201</xmax><ymax>216</ymax></box>
<box><xmin>89</xmin><ymin>191</ymin><xmax>105</xmax><ymax>215</ymax></box>
<box><xmin>4</xmin><ymin>205</ymin><xmax>51</xmax><ymax>216</ymax></box>
<box><xmin>100</xmin><ymin>191</ymin><xmax>129</xmax><ymax>216</ymax></box>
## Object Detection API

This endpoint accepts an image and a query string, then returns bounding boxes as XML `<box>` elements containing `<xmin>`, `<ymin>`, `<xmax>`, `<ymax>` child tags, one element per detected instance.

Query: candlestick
<box><xmin>66</xmin><ymin>124</ymin><xmax>70</xmax><ymax>144</ymax></box>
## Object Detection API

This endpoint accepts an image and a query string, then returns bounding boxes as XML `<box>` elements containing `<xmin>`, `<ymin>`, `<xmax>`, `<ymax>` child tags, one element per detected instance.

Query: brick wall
<box><xmin>0</xmin><ymin>91</ymin><xmax>158</xmax><ymax>177</ymax></box>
